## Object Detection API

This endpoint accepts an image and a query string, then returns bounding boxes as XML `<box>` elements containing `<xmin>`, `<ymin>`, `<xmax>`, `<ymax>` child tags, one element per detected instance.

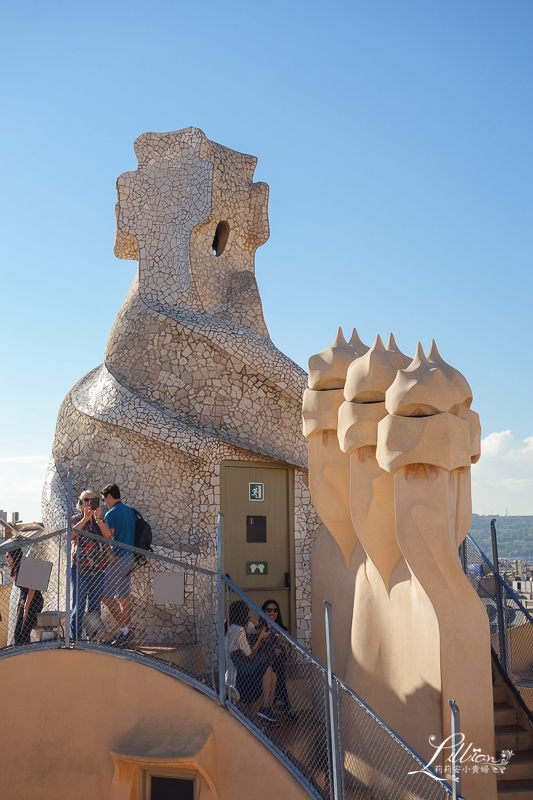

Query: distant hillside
<box><xmin>469</xmin><ymin>514</ymin><xmax>533</xmax><ymax>562</ymax></box>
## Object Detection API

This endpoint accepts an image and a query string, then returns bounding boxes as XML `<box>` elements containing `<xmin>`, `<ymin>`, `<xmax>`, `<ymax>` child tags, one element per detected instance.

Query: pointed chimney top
<box><xmin>427</xmin><ymin>340</ymin><xmax>473</xmax><ymax>407</ymax></box>
<box><xmin>308</xmin><ymin>327</ymin><xmax>369</xmax><ymax>390</ymax></box>
<box><xmin>386</xmin><ymin>333</ymin><xmax>412</xmax><ymax>368</ymax></box>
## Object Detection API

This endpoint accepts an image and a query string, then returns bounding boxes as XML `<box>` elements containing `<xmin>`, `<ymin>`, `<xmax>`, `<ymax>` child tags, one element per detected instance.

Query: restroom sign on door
<box><xmin>247</xmin><ymin>561</ymin><xmax>268</xmax><ymax>575</ymax></box>
<box><xmin>249</xmin><ymin>482</ymin><xmax>264</xmax><ymax>501</ymax></box>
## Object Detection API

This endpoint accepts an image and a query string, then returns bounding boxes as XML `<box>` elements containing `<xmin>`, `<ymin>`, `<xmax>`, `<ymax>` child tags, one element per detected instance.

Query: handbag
<box><xmin>231</xmin><ymin>651</ymin><xmax>261</xmax><ymax>676</ymax></box>
<box><xmin>103</xmin><ymin>541</ymin><xmax>117</xmax><ymax>566</ymax></box>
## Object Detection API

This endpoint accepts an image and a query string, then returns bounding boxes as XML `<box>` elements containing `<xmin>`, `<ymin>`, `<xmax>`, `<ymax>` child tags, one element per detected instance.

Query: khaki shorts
<box><xmin>102</xmin><ymin>553</ymin><xmax>134</xmax><ymax>599</ymax></box>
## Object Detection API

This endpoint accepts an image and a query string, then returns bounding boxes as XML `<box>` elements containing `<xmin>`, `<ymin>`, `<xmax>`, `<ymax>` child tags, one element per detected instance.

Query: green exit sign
<box><xmin>249</xmin><ymin>483</ymin><xmax>264</xmax><ymax>501</ymax></box>
<box><xmin>246</xmin><ymin>561</ymin><xmax>268</xmax><ymax>575</ymax></box>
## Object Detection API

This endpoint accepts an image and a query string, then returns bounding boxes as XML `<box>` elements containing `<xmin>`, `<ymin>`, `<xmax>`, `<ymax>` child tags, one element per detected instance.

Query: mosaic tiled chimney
<box><xmin>42</xmin><ymin>128</ymin><xmax>319</xmax><ymax>649</ymax></box>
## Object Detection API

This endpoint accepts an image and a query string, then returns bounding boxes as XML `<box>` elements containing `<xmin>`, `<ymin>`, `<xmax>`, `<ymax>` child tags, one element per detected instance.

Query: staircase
<box><xmin>494</xmin><ymin>671</ymin><xmax>533</xmax><ymax>799</ymax></box>
<box><xmin>461</xmin><ymin>534</ymin><xmax>533</xmax><ymax>799</ymax></box>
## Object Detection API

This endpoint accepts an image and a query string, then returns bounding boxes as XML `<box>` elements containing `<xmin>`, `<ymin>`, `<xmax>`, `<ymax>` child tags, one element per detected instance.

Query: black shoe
<box><xmin>284</xmin><ymin>705</ymin><xmax>299</xmax><ymax>723</ymax></box>
<box><xmin>108</xmin><ymin>630</ymin><xmax>134</xmax><ymax>648</ymax></box>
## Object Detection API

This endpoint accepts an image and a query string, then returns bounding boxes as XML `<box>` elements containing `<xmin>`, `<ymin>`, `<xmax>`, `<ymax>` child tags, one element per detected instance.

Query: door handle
<box><xmin>285</xmin><ymin>572</ymin><xmax>291</xmax><ymax>590</ymax></box>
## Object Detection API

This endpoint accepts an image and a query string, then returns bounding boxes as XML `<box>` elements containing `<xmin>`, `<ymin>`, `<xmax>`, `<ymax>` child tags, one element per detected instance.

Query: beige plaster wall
<box><xmin>0</xmin><ymin>649</ymin><xmax>311</xmax><ymax>800</ymax></box>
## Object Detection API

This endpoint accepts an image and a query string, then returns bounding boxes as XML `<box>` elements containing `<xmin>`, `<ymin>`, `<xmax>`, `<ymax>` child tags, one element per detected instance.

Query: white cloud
<box><xmin>480</xmin><ymin>430</ymin><xmax>515</xmax><ymax>457</ymax></box>
<box><xmin>472</xmin><ymin>431</ymin><xmax>533</xmax><ymax>515</ymax></box>
<box><xmin>489</xmin><ymin>478</ymin><xmax>531</xmax><ymax>491</ymax></box>
<box><xmin>0</xmin><ymin>456</ymin><xmax>49</xmax><ymax>464</ymax></box>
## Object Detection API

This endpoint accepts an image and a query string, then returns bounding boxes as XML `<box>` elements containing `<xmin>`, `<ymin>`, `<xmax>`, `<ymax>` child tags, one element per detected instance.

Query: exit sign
<box><xmin>249</xmin><ymin>482</ymin><xmax>264</xmax><ymax>501</ymax></box>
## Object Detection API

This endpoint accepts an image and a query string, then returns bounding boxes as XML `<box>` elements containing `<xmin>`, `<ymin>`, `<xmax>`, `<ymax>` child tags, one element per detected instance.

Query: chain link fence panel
<box><xmin>0</xmin><ymin>532</ymin><xmax>65</xmax><ymax>651</ymax></box>
<box><xmin>223</xmin><ymin>579</ymin><xmax>333</xmax><ymax>799</ymax></box>
<box><xmin>463</xmin><ymin>535</ymin><xmax>533</xmax><ymax>719</ymax></box>
<box><xmin>1</xmin><ymin>528</ymin><xmax>460</xmax><ymax>800</ymax></box>
<box><xmin>334</xmin><ymin>677</ymin><xmax>453</xmax><ymax>800</ymax></box>
<box><xmin>71</xmin><ymin>532</ymin><xmax>218</xmax><ymax>696</ymax></box>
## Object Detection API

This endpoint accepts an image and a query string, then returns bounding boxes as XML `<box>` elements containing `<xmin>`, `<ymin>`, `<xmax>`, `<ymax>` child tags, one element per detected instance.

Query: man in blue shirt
<box><xmin>96</xmin><ymin>483</ymin><xmax>137</xmax><ymax>647</ymax></box>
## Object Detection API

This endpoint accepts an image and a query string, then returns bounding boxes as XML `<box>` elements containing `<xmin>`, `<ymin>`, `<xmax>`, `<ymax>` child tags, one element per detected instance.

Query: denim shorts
<box><xmin>102</xmin><ymin>553</ymin><xmax>135</xmax><ymax>599</ymax></box>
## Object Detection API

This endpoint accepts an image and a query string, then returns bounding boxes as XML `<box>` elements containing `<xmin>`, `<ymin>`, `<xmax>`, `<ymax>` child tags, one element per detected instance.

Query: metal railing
<box><xmin>462</xmin><ymin>531</ymin><xmax>533</xmax><ymax>724</ymax></box>
<box><xmin>0</xmin><ymin>518</ymin><xmax>455</xmax><ymax>800</ymax></box>
<box><xmin>333</xmin><ymin>678</ymin><xmax>457</xmax><ymax>800</ymax></box>
<box><xmin>0</xmin><ymin>529</ymin><xmax>218</xmax><ymax>696</ymax></box>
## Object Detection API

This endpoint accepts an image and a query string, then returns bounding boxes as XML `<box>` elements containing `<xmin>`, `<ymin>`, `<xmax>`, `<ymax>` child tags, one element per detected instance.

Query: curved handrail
<box><xmin>463</xmin><ymin>533</ymin><xmax>533</xmax><ymax>725</ymax></box>
<box><xmin>64</xmin><ymin>527</ymin><xmax>217</xmax><ymax>576</ymax></box>
<box><xmin>0</xmin><ymin>527</ymin><xmax>67</xmax><ymax>552</ymax></box>
<box><xmin>468</xmin><ymin>534</ymin><xmax>533</xmax><ymax>626</ymax></box>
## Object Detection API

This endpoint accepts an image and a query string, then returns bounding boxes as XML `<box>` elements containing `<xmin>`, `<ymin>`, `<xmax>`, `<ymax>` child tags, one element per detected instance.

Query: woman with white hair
<box><xmin>70</xmin><ymin>489</ymin><xmax>113</xmax><ymax>641</ymax></box>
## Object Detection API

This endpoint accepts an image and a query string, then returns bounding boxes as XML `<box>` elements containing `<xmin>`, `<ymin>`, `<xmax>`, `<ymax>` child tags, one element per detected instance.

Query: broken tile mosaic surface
<box><xmin>43</xmin><ymin>127</ymin><xmax>319</xmax><ymax>648</ymax></box>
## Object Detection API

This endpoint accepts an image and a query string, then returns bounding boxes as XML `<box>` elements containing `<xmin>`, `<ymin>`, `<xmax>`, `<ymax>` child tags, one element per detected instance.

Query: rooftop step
<box><xmin>496</xmin><ymin>725</ymin><xmax>532</xmax><ymax>752</ymax></box>
<box><xmin>133</xmin><ymin>643</ymin><xmax>207</xmax><ymax>675</ymax></box>
<box><xmin>500</xmin><ymin>751</ymin><xmax>533</xmax><ymax>782</ymax></box>
<box><xmin>494</xmin><ymin>683</ymin><xmax>508</xmax><ymax>703</ymax></box>
<box><xmin>497</xmin><ymin>778</ymin><xmax>533</xmax><ymax>799</ymax></box>
<box><xmin>495</xmin><ymin>702</ymin><xmax>519</xmax><ymax>727</ymax></box>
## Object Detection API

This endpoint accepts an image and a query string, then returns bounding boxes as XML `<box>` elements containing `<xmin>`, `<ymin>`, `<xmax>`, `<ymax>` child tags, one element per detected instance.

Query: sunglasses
<box><xmin>82</xmin><ymin>497</ymin><xmax>94</xmax><ymax>503</ymax></box>
<box><xmin>265</xmin><ymin>607</ymin><xmax>278</xmax><ymax>613</ymax></box>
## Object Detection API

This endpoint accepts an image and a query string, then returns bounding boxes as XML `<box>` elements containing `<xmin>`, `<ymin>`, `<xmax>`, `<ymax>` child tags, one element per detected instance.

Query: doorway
<box><xmin>220</xmin><ymin>461</ymin><xmax>295</xmax><ymax>634</ymax></box>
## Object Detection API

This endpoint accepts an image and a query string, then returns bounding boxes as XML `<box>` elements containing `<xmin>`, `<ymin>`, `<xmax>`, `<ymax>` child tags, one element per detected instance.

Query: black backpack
<box><xmin>132</xmin><ymin>509</ymin><xmax>153</xmax><ymax>565</ymax></box>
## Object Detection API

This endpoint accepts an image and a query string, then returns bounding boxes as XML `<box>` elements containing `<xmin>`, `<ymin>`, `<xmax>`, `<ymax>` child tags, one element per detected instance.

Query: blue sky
<box><xmin>1</xmin><ymin>0</ymin><xmax>532</xmax><ymax>521</ymax></box>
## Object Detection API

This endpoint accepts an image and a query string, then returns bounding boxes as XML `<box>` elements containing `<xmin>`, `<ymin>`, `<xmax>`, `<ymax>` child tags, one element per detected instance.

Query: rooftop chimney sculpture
<box><xmin>43</xmin><ymin>128</ymin><xmax>308</xmax><ymax>559</ymax></box>
<box><xmin>303</xmin><ymin>330</ymin><xmax>496</xmax><ymax>800</ymax></box>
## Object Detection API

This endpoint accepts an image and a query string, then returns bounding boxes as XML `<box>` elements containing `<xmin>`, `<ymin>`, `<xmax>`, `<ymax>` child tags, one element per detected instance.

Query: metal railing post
<box><xmin>324</xmin><ymin>600</ymin><xmax>342</xmax><ymax>800</ymax></box>
<box><xmin>449</xmin><ymin>700</ymin><xmax>461</xmax><ymax>800</ymax></box>
<box><xmin>65</xmin><ymin>468</ymin><xmax>72</xmax><ymax>648</ymax></box>
<box><xmin>57</xmin><ymin>526</ymin><xmax>62</xmax><ymax>642</ymax></box>
<box><xmin>491</xmin><ymin>518</ymin><xmax>508</xmax><ymax>673</ymax></box>
<box><xmin>74</xmin><ymin>508</ymin><xmax>80</xmax><ymax>643</ymax></box>
<box><xmin>210</xmin><ymin>575</ymin><xmax>215</xmax><ymax>692</ymax></box>
<box><xmin>217</xmin><ymin>512</ymin><xmax>225</xmax><ymax>707</ymax></box>
<box><xmin>459</xmin><ymin>540</ymin><xmax>466</xmax><ymax>574</ymax></box>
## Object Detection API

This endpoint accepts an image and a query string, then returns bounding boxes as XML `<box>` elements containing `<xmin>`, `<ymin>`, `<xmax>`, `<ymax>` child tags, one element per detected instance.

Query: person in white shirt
<box><xmin>5</xmin><ymin>550</ymin><xmax>21</xmax><ymax>646</ymax></box>
<box><xmin>225</xmin><ymin>600</ymin><xmax>279</xmax><ymax>725</ymax></box>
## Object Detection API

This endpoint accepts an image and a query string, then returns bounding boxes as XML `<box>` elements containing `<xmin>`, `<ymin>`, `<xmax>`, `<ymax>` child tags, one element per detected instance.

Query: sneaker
<box><xmin>284</xmin><ymin>705</ymin><xmax>299</xmax><ymax>723</ymax></box>
<box><xmin>109</xmin><ymin>629</ymin><xmax>134</xmax><ymax>648</ymax></box>
<box><xmin>257</xmin><ymin>707</ymin><xmax>280</xmax><ymax>726</ymax></box>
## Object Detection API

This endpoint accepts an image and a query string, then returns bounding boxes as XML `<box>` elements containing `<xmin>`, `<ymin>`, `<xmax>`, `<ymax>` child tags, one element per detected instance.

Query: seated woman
<box><xmin>7</xmin><ymin>547</ymin><xmax>44</xmax><ymax>646</ymax></box>
<box><xmin>225</xmin><ymin>600</ymin><xmax>279</xmax><ymax>726</ymax></box>
<box><xmin>261</xmin><ymin>599</ymin><xmax>298</xmax><ymax>723</ymax></box>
